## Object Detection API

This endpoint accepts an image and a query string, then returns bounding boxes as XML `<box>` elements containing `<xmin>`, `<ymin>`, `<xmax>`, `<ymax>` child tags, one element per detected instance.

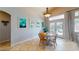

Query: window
<box><xmin>49</xmin><ymin>14</ymin><xmax>64</xmax><ymax>21</ymax></box>
<box><xmin>74</xmin><ymin>11</ymin><xmax>79</xmax><ymax>32</ymax></box>
<box><xmin>75</xmin><ymin>11</ymin><xmax>79</xmax><ymax>17</ymax></box>
<box><xmin>49</xmin><ymin>14</ymin><xmax>64</xmax><ymax>38</ymax></box>
<box><xmin>50</xmin><ymin>23</ymin><xmax>55</xmax><ymax>33</ymax></box>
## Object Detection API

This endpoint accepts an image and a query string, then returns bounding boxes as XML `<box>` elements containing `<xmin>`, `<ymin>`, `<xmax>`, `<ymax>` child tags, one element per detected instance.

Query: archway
<box><xmin>0</xmin><ymin>10</ymin><xmax>11</xmax><ymax>50</ymax></box>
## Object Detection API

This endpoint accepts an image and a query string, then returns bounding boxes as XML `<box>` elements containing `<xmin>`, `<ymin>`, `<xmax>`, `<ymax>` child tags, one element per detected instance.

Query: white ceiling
<box><xmin>13</xmin><ymin>7</ymin><xmax>46</xmax><ymax>17</ymax></box>
<box><xmin>0</xmin><ymin>7</ymin><xmax>53</xmax><ymax>19</ymax></box>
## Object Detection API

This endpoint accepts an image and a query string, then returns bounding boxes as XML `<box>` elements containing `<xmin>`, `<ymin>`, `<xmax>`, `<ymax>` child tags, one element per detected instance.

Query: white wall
<box><xmin>0</xmin><ymin>7</ymin><xmax>43</xmax><ymax>46</ymax></box>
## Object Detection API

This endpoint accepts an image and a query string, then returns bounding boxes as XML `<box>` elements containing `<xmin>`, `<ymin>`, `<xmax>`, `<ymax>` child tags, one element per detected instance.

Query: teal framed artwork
<box><xmin>29</xmin><ymin>18</ymin><xmax>35</xmax><ymax>29</ymax></box>
<box><xmin>42</xmin><ymin>22</ymin><xmax>45</xmax><ymax>27</ymax></box>
<box><xmin>36</xmin><ymin>21</ymin><xmax>41</xmax><ymax>28</ymax></box>
<box><xmin>19</xmin><ymin>17</ymin><xmax>26</xmax><ymax>28</ymax></box>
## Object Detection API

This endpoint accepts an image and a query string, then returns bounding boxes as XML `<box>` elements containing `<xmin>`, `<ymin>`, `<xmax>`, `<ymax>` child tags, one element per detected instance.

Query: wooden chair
<box><xmin>38</xmin><ymin>32</ymin><xmax>47</xmax><ymax>45</ymax></box>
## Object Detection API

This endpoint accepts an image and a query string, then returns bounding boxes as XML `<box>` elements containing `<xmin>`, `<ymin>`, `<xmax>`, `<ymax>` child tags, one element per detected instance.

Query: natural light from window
<box><xmin>74</xmin><ymin>11</ymin><xmax>79</xmax><ymax>32</ymax></box>
<box><xmin>49</xmin><ymin>14</ymin><xmax>64</xmax><ymax>21</ymax></box>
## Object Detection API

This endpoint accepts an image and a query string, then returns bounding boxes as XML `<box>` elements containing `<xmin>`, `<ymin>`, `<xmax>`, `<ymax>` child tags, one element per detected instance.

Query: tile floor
<box><xmin>0</xmin><ymin>38</ymin><xmax>79</xmax><ymax>51</ymax></box>
<box><xmin>0</xmin><ymin>41</ymin><xmax>11</xmax><ymax>51</ymax></box>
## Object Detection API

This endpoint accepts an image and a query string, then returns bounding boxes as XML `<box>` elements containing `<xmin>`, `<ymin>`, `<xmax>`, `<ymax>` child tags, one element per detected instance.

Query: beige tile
<box><xmin>0</xmin><ymin>38</ymin><xmax>79</xmax><ymax>51</ymax></box>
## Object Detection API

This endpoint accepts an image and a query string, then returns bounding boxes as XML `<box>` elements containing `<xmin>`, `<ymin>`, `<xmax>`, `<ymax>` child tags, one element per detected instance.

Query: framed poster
<box><xmin>29</xmin><ymin>17</ymin><xmax>35</xmax><ymax>29</ymax></box>
<box><xmin>19</xmin><ymin>17</ymin><xmax>26</xmax><ymax>28</ymax></box>
<box><xmin>29</xmin><ymin>17</ymin><xmax>42</xmax><ymax>29</ymax></box>
<box><xmin>42</xmin><ymin>22</ymin><xmax>45</xmax><ymax>28</ymax></box>
<box><xmin>36</xmin><ymin>21</ymin><xmax>41</xmax><ymax>28</ymax></box>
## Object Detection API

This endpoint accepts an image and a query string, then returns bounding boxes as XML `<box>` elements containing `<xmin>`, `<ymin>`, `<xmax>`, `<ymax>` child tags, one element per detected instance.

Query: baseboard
<box><xmin>11</xmin><ymin>36</ymin><xmax>39</xmax><ymax>47</ymax></box>
<box><xmin>0</xmin><ymin>40</ymin><xmax>10</xmax><ymax>44</ymax></box>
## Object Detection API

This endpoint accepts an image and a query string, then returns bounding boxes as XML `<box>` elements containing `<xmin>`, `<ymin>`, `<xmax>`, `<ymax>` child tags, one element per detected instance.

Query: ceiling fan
<box><xmin>43</xmin><ymin>7</ymin><xmax>51</xmax><ymax>17</ymax></box>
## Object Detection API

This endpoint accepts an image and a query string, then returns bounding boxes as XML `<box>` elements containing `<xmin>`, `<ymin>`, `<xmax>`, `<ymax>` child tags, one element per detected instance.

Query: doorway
<box><xmin>0</xmin><ymin>11</ymin><xmax>11</xmax><ymax>50</ymax></box>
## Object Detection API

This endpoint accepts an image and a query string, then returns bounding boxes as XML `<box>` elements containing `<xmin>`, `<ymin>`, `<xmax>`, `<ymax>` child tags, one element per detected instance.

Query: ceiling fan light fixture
<box><xmin>44</xmin><ymin>13</ymin><xmax>51</xmax><ymax>17</ymax></box>
<box><xmin>44</xmin><ymin>7</ymin><xmax>51</xmax><ymax>17</ymax></box>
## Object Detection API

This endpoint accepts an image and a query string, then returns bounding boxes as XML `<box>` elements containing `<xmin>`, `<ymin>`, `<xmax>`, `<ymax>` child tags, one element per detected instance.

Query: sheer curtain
<box><xmin>64</xmin><ymin>11</ymin><xmax>74</xmax><ymax>41</ymax></box>
<box><xmin>73</xmin><ymin>10</ymin><xmax>79</xmax><ymax>43</ymax></box>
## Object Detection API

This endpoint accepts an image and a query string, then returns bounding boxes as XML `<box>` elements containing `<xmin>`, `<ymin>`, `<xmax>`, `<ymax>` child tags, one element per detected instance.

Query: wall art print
<box><xmin>19</xmin><ymin>17</ymin><xmax>27</xmax><ymax>28</ymax></box>
<box><xmin>36</xmin><ymin>21</ymin><xmax>41</xmax><ymax>28</ymax></box>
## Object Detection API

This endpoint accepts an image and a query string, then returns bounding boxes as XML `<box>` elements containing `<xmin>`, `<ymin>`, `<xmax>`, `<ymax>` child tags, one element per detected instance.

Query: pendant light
<box><xmin>44</xmin><ymin>7</ymin><xmax>51</xmax><ymax>17</ymax></box>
